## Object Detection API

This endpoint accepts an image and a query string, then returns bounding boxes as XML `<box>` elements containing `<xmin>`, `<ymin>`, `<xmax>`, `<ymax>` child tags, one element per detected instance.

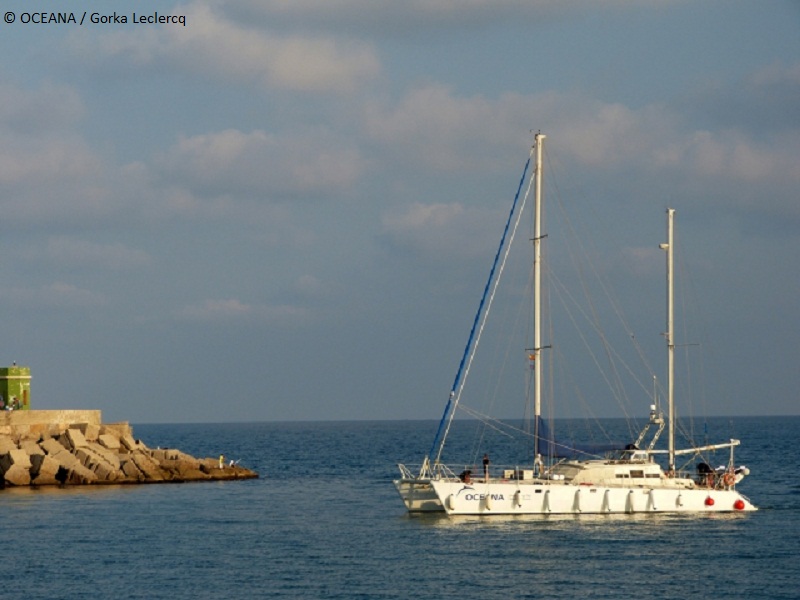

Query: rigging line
<box><xmin>538</xmin><ymin>148</ymin><xmax>640</xmax><ymax>442</ymax></box>
<box><xmin>656</xmin><ymin>228</ymin><xmax>710</xmax><ymax>451</ymax></box>
<box><xmin>547</xmin><ymin>264</ymin><xmax>653</xmax><ymax>400</ymax></box>
<box><xmin>673</xmin><ymin>229</ymin><xmax>696</xmax><ymax>441</ymax></box>
<box><xmin>547</xmin><ymin>268</ymin><xmax>639</xmax><ymax>420</ymax></box>
<box><xmin>544</xmin><ymin>150</ymin><xmax>658</xmax><ymax>418</ymax></box>
<box><xmin>458</xmin><ymin>405</ymin><xmax>516</xmax><ymax>439</ymax></box>
<box><xmin>674</xmin><ymin>228</ymin><xmax>713</xmax><ymax>443</ymax></box>
<box><xmin>479</xmin><ymin>227</ymin><xmax>538</xmax><ymax>426</ymax></box>
<box><xmin>457</xmin><ymin>404</ymin><xmax>616</xmax><ymax>463</ymax></box>
<box><xmin>545</xmin><ymin>166</ymin><xmax>634</xmax><ymax>432</ymax></box>
<box><xmin>548</xmin><ymin>338</ymin><xmax>617</xmax><ymax>444</ymax></box>
<box><xmin>429</xmin><ymin>148</ymin><xmax>534</xmax><ymax>464</ymax></box>
<box><xmin>470</xmin><ymin>282</ymin><xmax>530</xmax><ymax>464</ymax></box>
<box><xmin>542</xmin><ymin>262</ymin><xmax>616</xmax><ymax>445</ymax></box>
<box><xmin>436</xmin><ymin>159</ymin><xmax>534</xmax><ymax>465</ymax></box>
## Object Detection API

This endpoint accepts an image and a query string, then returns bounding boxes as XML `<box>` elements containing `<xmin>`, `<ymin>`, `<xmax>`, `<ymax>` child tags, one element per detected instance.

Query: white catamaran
<box><xmin>394</xmin><ymin>132</ymin><xmax>756</xmax><ymax>515</ymax></box>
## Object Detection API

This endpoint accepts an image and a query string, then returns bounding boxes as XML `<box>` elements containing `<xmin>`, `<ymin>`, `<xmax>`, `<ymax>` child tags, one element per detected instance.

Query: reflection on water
<box><xmin>410</xmin><ymin>509</ymin><xmax>750</xmax><ymax>530</ymax></box>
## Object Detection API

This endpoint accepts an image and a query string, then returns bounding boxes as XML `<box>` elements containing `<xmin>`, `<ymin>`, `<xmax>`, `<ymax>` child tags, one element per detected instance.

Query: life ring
<box><xmin>723</xmin><ymin>472</ymin><xmax>735</xmax><ymax>488</ymax></box>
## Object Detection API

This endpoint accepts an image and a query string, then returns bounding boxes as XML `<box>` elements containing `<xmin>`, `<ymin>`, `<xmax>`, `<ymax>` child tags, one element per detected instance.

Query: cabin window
<box><xmin>630</xmin><ymin>470</ymin><xmax>645</xmax><ymax>478</ymax></box>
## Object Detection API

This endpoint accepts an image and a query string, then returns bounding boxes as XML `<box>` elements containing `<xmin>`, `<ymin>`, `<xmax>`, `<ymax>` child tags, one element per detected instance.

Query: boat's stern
<box><xmin>394</xmin><ymin>477</ymin><xmax>443</xmax><ymax>512</ymax></box>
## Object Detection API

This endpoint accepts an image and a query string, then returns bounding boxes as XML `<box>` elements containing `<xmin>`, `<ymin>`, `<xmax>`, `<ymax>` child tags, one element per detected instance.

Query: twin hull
<box><xmin>429</xmin><ymin>480</ymin><xmax>756</xmax><ymax>515</ymax></box>
<box><xmin>393</xmin><ymin>479</ymin><xmax>442</xmax><ymax>512</ymax></box>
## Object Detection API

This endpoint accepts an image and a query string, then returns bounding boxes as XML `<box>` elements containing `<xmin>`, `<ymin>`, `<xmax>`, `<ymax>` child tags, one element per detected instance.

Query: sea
<box><xmin>0</xmin><ymin>416</ymin><xmax>797</xmax><ymax>599</ymax></box>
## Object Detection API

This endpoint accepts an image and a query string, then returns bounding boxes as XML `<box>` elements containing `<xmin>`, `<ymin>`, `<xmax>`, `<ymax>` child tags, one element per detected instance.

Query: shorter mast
<box><xmin>657</xmin><ymin>209</ymin><xmax>740</xmax><ymax>465</ymax></box>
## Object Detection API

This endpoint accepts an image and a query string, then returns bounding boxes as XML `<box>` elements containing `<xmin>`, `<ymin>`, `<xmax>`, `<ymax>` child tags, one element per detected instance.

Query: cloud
<box><xmin>0</xmin><ymin>82</ymin><xmax>84</xmax><ymax>134</ymax></box>
<box><xmin>0</xmin><ymin>282</ymin><xmax>106</xmax><ymax>309</ymax></box>
<box><xmin>380</xmin><ymin>201</ymin><xmax>505</xmax><ymax>262</ymax></box>
<box><xmin>290</xmin><ymin>274</ymin><xmax>325</xmax><ymax>298</ymax></box>
<box><xmin>365</xmin><ymin>85</ymin><xmax>535</xmax><ymax>171</ymax></box>
<box><xmin>365</xmin><ymin>83</ymin><xmax>799</xmax><ymax>220</ymax></box>
<box><xmin>0</xmin><ymin>82</ymin><xmax>128</xmax><ymax>226</ymax></box>
<box><xmin>0</xmin><ymin>135</ymin><xmax>102</xmax><ymax>187</ymax></box>
<box><xmin>619</xmin><ymin>246</ymin><xmax>662</xmax><ymax>278</ymax></box>
<box><xmin>224</xmin><ymin>0</ymin><xmax>649</xmax><ymax>34</ymax></box>
<box><xmin>175</xmin><ymin>298</ymin><xmax>308</xmax><ymax>323</ymax></box>
<box><xmin>31</xmin><ymin>238</ymin><xmax>152</xmax><ymax>270</ymax></box>
<box><xmin>0</xmin><ymin>78</ymin><xmax>366</xmax><ymax>232</ymax></box>
<box><xmin>0</xmin><ymin>137</ymin><xmax>122</xmax><ymax>225</ymax></box>
<box><xmin>68</xmin><ymin>1</ymin><xmax>381</xmax><ymax>93</ymax></box>
<box><xmin>674</xmin><ymin>130</ymin><xmax>795</xmax><ymax>182</ymax></box>
<box><xmin>157</xmin><ymin>128</ymin><xmax>364</xmax><ymax>200</ymax></box>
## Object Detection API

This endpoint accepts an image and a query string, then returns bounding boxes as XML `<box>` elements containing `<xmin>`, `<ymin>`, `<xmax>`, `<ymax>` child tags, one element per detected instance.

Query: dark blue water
<box><xmin>0</xmin><ymin>417</ymin><xmax>797</xmax><ymax>599</ymax></box>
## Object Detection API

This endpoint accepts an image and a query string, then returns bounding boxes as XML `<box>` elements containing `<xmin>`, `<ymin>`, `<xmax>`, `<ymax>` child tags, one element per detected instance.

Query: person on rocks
<box><xmin>219</xmin><ymin>454</ymin><xmax>225</xmax><ymax>469</ymax></box>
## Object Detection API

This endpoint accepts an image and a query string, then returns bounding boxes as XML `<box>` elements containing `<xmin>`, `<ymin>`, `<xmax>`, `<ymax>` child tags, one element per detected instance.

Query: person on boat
<box><xmin>697</xmin><ymin>462</ymin><xmax>714</xmax><ymax>488</ymax></box>
<box><xmin>459</xmin><ymin>469</ymin><xmax>472</xmax><ymax>483</ymax></box>
<box><xmin>483</xmin><ymin>454</ymin><xmax>490</xmax><ymax>480</ymax></box>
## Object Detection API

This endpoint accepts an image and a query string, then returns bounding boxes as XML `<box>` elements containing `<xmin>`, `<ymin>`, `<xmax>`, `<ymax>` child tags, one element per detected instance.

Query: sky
<box><xmin>0</xmin><ymin>0</ymin><xmax>798</xmax><ymax>424</ymax></box>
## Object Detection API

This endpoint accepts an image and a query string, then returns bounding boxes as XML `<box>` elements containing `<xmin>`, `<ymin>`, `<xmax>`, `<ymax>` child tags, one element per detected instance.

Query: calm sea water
<box><xmin>0</xmin><ymin>416</ymin><xmax>797</xmax><ymax>599</ymax></box>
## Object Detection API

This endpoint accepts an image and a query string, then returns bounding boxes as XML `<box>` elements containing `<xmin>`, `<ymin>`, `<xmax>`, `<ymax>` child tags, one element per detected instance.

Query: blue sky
<box><xmin>0</xmin><ymin>1</ymin><xmax>798</xmax><ymax>423</ymax></box>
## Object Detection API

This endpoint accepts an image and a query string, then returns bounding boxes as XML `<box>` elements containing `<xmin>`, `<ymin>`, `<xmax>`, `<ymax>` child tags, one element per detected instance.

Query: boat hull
<box><xmin>394</xmin><ymin>478</ymin><xmax>444</xmax><ymax>512</ymax></box>
<box><xmin>430</xmin><ymin>480</ymin><xmax>757</xmax><ymax>515</ymax></box>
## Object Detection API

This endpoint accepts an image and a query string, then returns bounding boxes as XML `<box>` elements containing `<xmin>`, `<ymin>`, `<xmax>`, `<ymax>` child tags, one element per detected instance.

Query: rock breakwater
<box><xmin>0</xmin><ymin>413</ymin><xmax>257</xmax><ymax>487</ymax></box>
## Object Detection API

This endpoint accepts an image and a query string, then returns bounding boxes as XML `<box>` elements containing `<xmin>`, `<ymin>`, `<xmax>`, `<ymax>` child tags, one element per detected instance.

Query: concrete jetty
<box><xmin>0</xmin><ymin>410</ymin><xmax>258</xmax><ymax>487</ymax></box>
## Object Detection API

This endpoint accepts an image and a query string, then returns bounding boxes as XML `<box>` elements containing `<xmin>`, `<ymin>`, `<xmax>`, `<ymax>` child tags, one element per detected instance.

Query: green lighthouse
<box><xmin>0</xmin><ymin>365</ymin><xmax>31</xmax><ymax>410</ymax></box>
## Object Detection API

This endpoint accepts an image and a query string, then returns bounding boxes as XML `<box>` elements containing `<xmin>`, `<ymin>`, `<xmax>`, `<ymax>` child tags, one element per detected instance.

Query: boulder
<box><xmin>31</xmin><ymin>454</ymin><xmax>61</xmax><ymax>485</ymax></box>
<box><xmin>88</xmin><ymin>442</ymin><xmax>120</xmax><ymax>470</ymax></box>
<box><xmin>131</xmin><ymin>452</ymin><xmax>164</xmax><ymax>481</ymax></box>
<box><xmin>120</xmin><ymin>434</ymin><xmax>140</xmax><ymax>452</ymax></box>
<box><xmin>97</xmin><ymin>434</ymin><xmax>121</xmax><ymax>451</ymax></box>
<box><xmin>0</xmin><ymin>436</ymin><xmax>17</xmax><ymax>454</ymax></box>
<box><xmin>40</xmin><ymin>437</ymin><xmax>67</xmax><ymax>455</ymax></box>
<box><xmin>64</xmin><ymin>428</ymin><xmax>88</xmax><ymax>449</ymax></box>
<box><xmin>4</xmin><ymin>463</ymin><xmax>31</xmax><ymax>486</ymax></box>
<box><xmin>83</xmin><ymin>423</ymin><xmax>100</xmax><ymax>442</ymax></box>
<box><xmin>120</xmin><ymin>458</ymin><xmax>144</xmax><ymax>481</ymax></box>
<box><xmin>0</xmin><ymin>448</ymin><xmax>32</xmax><ymax>471</ymax></box>
<box><xmin>66</xmin><ymin>463</ymin><xmax>97</xmax><ymax>484</ymax></box>
<box><xmin>20</xmin><ymin>440</ymin><xmax>44</xmax><ymax>457</ymax></box>
<box><xmin>160</xmin><ymin>457</ymin><xmax>208</xmax><ymax>480</ymax></box>
<box><xmin>92</xmin><ymin>460</ymin><xmax>119</xmax><ymax>482</ymax></box>
<box><xmin>49</xmin><ymin>449</ymin><xmax>81</xmax><ymax>471</ymax></box>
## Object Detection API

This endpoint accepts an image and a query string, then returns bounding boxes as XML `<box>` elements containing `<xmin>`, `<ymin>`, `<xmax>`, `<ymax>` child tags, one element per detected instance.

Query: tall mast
<box><xmin>660</xmin><ymin>208</ymin><xmax>676</xmax><ymax>473</ymax></box>
<box><xmin>533</xmin><ymin>133</ymin><xmax>545</xmax><ymax>453</ymax></box>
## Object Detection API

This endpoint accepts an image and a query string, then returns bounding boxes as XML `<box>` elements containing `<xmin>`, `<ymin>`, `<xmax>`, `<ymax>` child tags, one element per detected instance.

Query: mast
<box><xmin>533</xmin><ymin>133</ymin><xmax>545</xmax><ymax>461</ymax></box>
<box><xmin>660</xmin><ymin>208</ymin><xmax>676</xmax><ymax>473</ymax></box>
